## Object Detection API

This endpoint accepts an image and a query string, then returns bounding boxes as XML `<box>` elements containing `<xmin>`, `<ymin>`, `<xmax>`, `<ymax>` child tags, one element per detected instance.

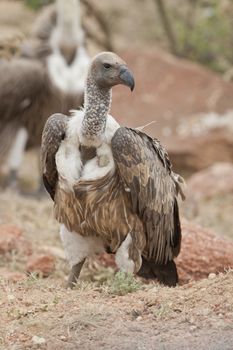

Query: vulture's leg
<box><xmin>67</xmin><ymin>259</ymin><xmax>86</xmax><ymax>289</ymax></box>
<box><xmin>60</xmin><ymin>225</ymin><xmax>104</xmax><ymax>288</ymax></box>
<box><xmin>5</xmin><ymin>128</ymin><xmax>28</xmax><ymax>189</ymax></box>
<box><xmin>60</xmin><ymin>225</ymin><xmax>87</xmax><ymax>288</ymax></box>
<box><xmin>137</xmin><ymin>257</ymin><xmax>178</xmax><ymax>287</ymax></box>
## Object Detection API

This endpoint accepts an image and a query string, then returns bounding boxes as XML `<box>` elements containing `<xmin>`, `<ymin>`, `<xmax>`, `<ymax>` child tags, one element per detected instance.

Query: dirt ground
<box><xmin>1</xmin><ymin>270</ymin><xmax>233</xmax><ymax>350</ymax></box>
<box><xmin>0</xmin><ymin>190</ymin><xmax>233</xmax><ymax>350</ymax></box>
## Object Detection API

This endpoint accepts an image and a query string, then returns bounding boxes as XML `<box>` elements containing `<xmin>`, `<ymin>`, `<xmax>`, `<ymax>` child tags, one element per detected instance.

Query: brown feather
<box><xmin>111</xmin><ymin>127</ymin><xmax>182</xmax><ymax>265</ymax></box>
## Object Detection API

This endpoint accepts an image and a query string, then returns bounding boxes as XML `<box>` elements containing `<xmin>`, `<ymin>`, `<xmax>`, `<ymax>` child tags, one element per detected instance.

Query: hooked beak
<box><xmin>119</xmin><ymin>66</ymin><xmax>135</xmax><ymax>91</ymax></box>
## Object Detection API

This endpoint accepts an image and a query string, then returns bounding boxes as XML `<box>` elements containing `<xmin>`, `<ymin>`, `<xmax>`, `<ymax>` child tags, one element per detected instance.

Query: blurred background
<box><xmin>0</xmin><ymin>0</ymin><xmax>233</xmax><ymax>284</ymax></box>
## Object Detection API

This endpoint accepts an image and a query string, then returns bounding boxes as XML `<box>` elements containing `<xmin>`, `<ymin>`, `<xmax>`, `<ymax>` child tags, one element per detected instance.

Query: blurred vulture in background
<box><xmin>0</xmin><ymin>0</ymin><xmax>112</xmax><ymax>192</ymax></box>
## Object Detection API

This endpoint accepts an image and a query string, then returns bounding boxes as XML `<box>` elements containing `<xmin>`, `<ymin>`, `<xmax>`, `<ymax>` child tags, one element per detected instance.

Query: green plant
<box><xmin>108</xmin><ymin>271</ymin><xmax>143</xmax><ymax>296</ymax></box>
<box><xmin>175</xmin><ymin>1</ymin><xmax>232</xmax><ymax>72</ymax></box>
<box><xmin>155</xmin><ymin>0</ymin><xmax>233</xmax><ymax>73</ymax></box>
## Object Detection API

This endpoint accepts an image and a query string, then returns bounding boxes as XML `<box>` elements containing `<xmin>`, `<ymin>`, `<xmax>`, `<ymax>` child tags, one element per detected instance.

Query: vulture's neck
<box><xmin>81</xmin><ymin>75</ymin><xmax>112</xmax><ymax>147</ymax></box>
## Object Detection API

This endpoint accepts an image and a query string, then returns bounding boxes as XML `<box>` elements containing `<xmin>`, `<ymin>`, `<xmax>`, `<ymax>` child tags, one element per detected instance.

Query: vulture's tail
<box><xmin>137</xmin><ymin>257</ymin><xmax>178</xmax><ymax>287</ymax></box>
<box><xmin>137</xmin><ymin>199</ymin><xmax>181</xmax><ymax>287</ymax></box>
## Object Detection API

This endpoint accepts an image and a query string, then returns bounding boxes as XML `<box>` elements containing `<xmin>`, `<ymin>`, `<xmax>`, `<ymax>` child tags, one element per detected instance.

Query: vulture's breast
<box><xmin>54</xmin><ymin>113</ymin><xmax>141</xmax><ymax>250</ymax></box>
<box><xmin>55</xmin><ymin>144</ymin><xmax>135</xmax><ymax>250</ymax></box>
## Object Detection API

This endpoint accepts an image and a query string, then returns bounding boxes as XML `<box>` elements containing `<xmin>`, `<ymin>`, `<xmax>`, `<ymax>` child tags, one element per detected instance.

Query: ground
<box><xmin>1</xmin><ymin>272</ymin><xmax>233</xmax><ymax>350</ymax></box>
<box><xmin>0</xmin><ymin>190</ymin><xmax>233</xmax><ymax>350</ymax></box>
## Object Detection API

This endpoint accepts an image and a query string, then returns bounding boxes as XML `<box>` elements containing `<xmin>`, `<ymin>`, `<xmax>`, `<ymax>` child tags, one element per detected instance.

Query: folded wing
<box><xmin>41</xmin><ymin>113</ymin><xmax>68</xmax><ymax>200</ymax></box>
<box><xmin>111</xmin><ymin>127</ymin><xmax>182</xmax><ymax>265</ymax></box>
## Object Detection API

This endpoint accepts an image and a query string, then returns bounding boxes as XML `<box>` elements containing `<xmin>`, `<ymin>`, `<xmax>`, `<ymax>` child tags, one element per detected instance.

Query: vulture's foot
<box><xmin>137</xmin><ymin>258</ymin><xmax>178</xmax><ymax>287</ymax></box>
<box><xmin>66</xmin><ymin>259</ymin><xmax>86</xmax><ymax>289</ymax></box>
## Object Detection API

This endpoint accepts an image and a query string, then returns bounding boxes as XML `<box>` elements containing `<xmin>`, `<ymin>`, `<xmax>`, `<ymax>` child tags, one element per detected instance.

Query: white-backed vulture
<box><xmin>41</xmin><ymin>52</ymin><xmax>185</xmax><ymax>287</ymax></box>
<box><xmin>0</xmin><ymin>0</ymin><xmax>90</xmax><ymax>189</ymax></box>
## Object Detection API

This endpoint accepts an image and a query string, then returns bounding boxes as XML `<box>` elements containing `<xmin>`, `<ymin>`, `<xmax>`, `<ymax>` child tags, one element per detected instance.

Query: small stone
<box><xmin>7</xmin><ymin>294</ymin><xmax>15</xmax><ymax>301</ymax></box>
<box><xmin>136</xmin><ymin>316</ymin><xmax>142</xmax><ymax>321</ymax></box>
<box><xmin>60</xmin><ymin>335</ymin><xmax>67</xmax><ymax>341</ymax></box>
<box><xmin>200</xmin><ymin>308</ymin><xmax>210</xmax><ymax>316</ymax></box>
<box><xmin>189</xmin><ymin>317</ymin><xmax>195</xmax><ymax>324</ymax></box>
<box><xmin>208</xmin><ymin>273</ymin><xmax>216</xmax><ymax>279</ymax></box>
<box><xmin>32</xmin><ymin>336</ymin><xmax>46</xmax><ymax>345</ymax></box>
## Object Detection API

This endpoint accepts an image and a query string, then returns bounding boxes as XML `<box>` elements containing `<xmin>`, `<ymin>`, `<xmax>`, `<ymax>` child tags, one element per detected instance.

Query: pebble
<box><xmin>136</xmin><ymin>316</ymin><xmax>142</xmax><ymax>321</ymax></box>
<box><xmin>60</xmin><ymin>335</ymin><xmax>67</xmax><ymax>341</ymax></box>
<box><xmin>7</xmin><ymin>294</ymin><xmax>15</xmax><ymax>301</ymax></box>
<box><xmin>32</xmin><ymin>336</ymin><xmax>46</xmax><ymax>345</ymax></box>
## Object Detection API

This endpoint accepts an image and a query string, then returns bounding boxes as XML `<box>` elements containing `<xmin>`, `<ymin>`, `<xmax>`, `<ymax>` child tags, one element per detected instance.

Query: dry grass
<box><xmin>0</xmin><ymin>270</ymin><xmax>232</xmax><ymax>349</ymax></box>
<box><xmin>0</xmin><ymin>187</ymin><xmax>233</xmax><ymax>348</ymax></box>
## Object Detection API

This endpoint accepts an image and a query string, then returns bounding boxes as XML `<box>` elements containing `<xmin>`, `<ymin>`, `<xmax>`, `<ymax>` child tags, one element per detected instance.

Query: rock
<box><xmin>0</xmin><ymin>224</ymin><xmax>32</xmax><ymax>255</ymax></box>
<box><xmin>182</xmin><ymin>163</ymin><xmax>233</xmax><ymax>238</ymax></box>
<box><xmin>26</xmin><ymin>254</ymin><xmax>55</xmax><ymax>277</ymax></box>
<box><xmin>166</xmin><ymin>124</ymin><xmax>233</xmax><ymax>174</ymax></box>
<box><xmin>187</xmin><ymin>162</ymin><xmax>233</xmax><ymax>200</ymax></box>
<box><xmin>112</xmin><ymin>49</ymin><xmax>233</xmax><ymax>173</ymax></box>
<box><xmin>177</xmin><ymin>221</ymin><xmax>233</xmax><ymax>283</ymax></box>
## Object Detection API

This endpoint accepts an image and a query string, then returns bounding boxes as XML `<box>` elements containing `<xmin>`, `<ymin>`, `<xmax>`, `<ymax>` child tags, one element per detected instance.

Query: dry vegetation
<box><xmin>0</xmin><ymin>265</ymin><xmax>233</xmax><ymax>349</ymax></box>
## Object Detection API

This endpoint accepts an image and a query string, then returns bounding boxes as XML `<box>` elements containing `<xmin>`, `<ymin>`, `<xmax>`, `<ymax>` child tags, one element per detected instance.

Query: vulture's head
<box><xmin>89</xmin><ymin>52</ymin><xmax>135</xmax><ymax>91</ymax></box>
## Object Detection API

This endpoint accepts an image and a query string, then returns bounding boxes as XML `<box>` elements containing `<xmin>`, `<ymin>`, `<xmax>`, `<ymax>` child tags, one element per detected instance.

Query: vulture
<box><xmin>0</xmin><ymin>0</ymin><xmax>90</xmax><ymax>190</ymax></box>
<box><xmin>41</xmin><ymin>52</ymin><xmax>185</xmax><ymax>288</ymax></box>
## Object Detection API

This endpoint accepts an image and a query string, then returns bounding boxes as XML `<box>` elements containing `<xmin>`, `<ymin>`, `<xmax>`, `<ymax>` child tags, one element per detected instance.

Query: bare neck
<box><xmin>81</xmin><ymin>75</ymin><xmax>112</xmax><ymax>147</ymax></box>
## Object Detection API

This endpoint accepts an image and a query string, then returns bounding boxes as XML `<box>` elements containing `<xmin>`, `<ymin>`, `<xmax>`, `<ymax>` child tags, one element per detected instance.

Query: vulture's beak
<box><xmin>119</xmin><ymin>66</ymin><xmax>135</xmax><ymax>91</ymax></box>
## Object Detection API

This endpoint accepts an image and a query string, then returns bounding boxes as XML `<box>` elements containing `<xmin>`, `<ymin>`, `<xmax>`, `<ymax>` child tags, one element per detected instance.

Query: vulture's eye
<box><xmin>103</xmin><ymin>63</ymin><xmax>111</xmax><ymax>69</ymax></box>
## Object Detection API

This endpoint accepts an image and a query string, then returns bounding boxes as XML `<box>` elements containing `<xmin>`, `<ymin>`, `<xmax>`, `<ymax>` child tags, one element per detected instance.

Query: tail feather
<box><xmin>137</xmin><ymin>257</ymin><xmax>179</xmax><ymax>287</ymax></box>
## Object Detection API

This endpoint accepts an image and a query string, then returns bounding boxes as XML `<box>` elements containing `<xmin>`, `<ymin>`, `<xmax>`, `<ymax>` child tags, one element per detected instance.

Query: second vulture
<box><xmin>41</xmin><ymin>52</ymin><xmax>185</xmax><ymax>287</ymax></box>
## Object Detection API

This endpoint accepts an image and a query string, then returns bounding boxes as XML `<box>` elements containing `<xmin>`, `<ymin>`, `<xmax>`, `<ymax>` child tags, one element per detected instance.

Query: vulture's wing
<box><xmin>111</xmin><ymin>127</ymin><xmax>182</xmax><ymax>265</ymax></box>
<box><xmin>0</xmin><ymin>59</ymin><xmax>55</xmax><ymax>161</ymax></box>
<box><xmin>0</xmin><ymin>59</ymin><xmax>49</xmax><ymax>123</ymax></box>
<box><xmin>41</xmin><ymin>113</ymin><xmax>68</xmax><ymax>200</ymax></box>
